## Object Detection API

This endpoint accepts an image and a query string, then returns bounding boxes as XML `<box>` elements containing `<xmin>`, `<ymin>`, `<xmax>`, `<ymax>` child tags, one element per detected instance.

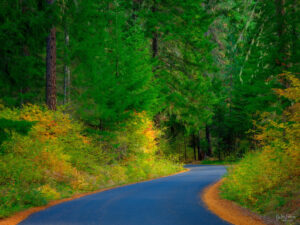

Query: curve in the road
<box><xmin>19</xmin><ymin>165</ymin><xmax>230</xmax><ymax>225</ymax></box>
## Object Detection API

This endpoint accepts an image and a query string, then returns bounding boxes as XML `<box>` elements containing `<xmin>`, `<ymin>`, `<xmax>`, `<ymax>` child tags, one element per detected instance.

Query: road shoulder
<box><xmin>202</xmin><ymin>179</ymin><xmax>275</xmax><ymax>225</ymax></box>
<box><xmin>0</xmin><ymin>169</ymin><xmax>189</xmax><ymax>225</ymax></box>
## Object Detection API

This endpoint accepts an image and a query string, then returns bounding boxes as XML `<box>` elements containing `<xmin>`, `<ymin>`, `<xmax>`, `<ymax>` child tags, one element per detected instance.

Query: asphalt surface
<box><xmin>19</xmin><ymin>165</ymin><xmax>230</xmax><ymax>225</ymax></box>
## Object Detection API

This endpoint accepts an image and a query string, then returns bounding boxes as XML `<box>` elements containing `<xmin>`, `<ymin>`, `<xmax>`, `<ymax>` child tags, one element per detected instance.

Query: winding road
<box><xmin>19</xmin><ymin>165</ymin><xmax>230</xmax><ymax>225</ymax></box>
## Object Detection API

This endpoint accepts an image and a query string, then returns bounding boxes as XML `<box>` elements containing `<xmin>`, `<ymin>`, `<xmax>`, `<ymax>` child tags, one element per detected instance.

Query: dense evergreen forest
<box><xmin>0</xmin><ymin>0</ymin><xmax>299</xmax><ymax>223</ymax></box>
<box><xmin>1</xmin><ymin>0</ymin><xmax>299</xmax><ymax>158</ymax></box>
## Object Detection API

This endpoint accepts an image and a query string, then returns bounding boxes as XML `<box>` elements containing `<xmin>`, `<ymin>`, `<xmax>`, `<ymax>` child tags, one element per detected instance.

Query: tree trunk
<box><xmin>151</xmin><ymin>0</ymin><xmax>158</xmax><ymax>58</ymax></box>
<box><xmin>132</xmin><ymin>0</ymin><xmax>142</xmax><ymax>21</ymax></box>
<box><xmin>63</xmin><ymin>27</ymin><xmax>70</xmax><ymax>104</ymax></box>
<box><xmin>115</xmin><ymin>3</ymin><xmax>119</xmax><ymax>77</ymax></box>
<box><xmin>197</xmin><ymin>142</ymin><xmax>202</xmax><ymax>161</ymax></box>
<box><xmin>275</xmin><ymin>0</ymin><xmax>287</xmax><ymax>70</ymax></box>
<box><xmin>193</xmin><ymin>134</ymin><xmax>196</xmax><ymax>161</ymax></box>
<box><xmin>197</xmin><ymin>132</ymin><xmax>204</xmax><ymax>161</ymax></box>
<box><xmin>206</xmin><ymin>125</ymin><xmax>212</xmax><ymax>157</ymax></box>
<box><xmin>20</xmin><ymin>0</ymin><xmax>28</xmax><ymax>106</ymax></box>
<box><xmin>291</xmin><ymin>0</ymin><xmax>297</xmax><ymax>68</ymax></box>
<box><xmin>152</xmin><ymin>32</ymin><xmax>158</xmax><ymax>58</ymax></box>
<box><xmin>20</xmin><ymin>87</ymin><xmax>24</xmax><ymax>106</ymax></box>
<box><xmin>184</xmin><ymin>135</ymin><xmax>187</xmax><ymax>161</ymax></box>
<box><xmin>46</xmin><ymin>0</ymin><xmax>56</xmax><ymax>110</ymax></box>
<box><xmin>276</xmin><ymin>0</ymin><xmax>285</xmax><ymax>39</ymax></box>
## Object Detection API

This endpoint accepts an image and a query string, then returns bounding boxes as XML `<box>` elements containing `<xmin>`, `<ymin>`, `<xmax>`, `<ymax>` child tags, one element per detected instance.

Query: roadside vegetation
<box><xmin>0</xmin><ymin>104</ymin><xmax>182</xmax><ymax>218</ymax></box>
<box><xmin>0</xmin><ymin>0</ymin><xmax>299</xmax><ymax>222</ymax></box>
<box><xmin>221</xmin><ymin>74</ymin><xmax>300</xmax><ymax>224</ymax></box>
<box><xmin>199</xmin><ymin>159</ymin><xmax>239</xmax><ymax>165</ymax></box>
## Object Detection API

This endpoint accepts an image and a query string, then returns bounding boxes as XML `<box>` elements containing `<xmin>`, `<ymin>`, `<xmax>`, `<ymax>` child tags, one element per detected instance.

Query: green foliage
<box><xmin>155</xmin><ymin>0</ymin><xmax>217</xmax><ymax>133</ymax></box>
<box><xmin>0</xmin><ymin>0</ymin><xmax>299</xmax><ymax>220</ymax></box>
<box><xmin>209</xmin><ymin>0</ymin><xmax>299</xmax><ymax>157</ymax></box>
<box><xmin>221</xmin><ymin>74</ymin><xmax>300</xmax><ymax>219</ymax></box>
<box><xmin>67</xmin><ymin>0</ymin><xmax>156</xmax><ymax>130</ymax></box>
<box><xmin>0</xmin><ymin>105</ymin><xmax>182</xmax><ymax>218</ymax></box>
<box><xmin>0</xmin><ymin>1</ymin><xmax>49</xmax><ymax>106</ymax></box>
<box><xmin>0</xmin><ymin>118</ymin><xmax>34</xmax><ymax>146</ymax></box>
<box><xmin>200</xmin><ymin>159</ymin><xmax>239</xmax><ymax>165</ymax></box>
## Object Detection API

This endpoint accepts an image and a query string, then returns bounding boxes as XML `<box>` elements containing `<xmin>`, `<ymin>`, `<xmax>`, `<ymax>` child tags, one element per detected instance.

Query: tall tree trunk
<box><xmin>20</xmin><ymin>87</ymin><xmax>24</xmax><ymax>106</ymax></box>
<box><xmin>197</xmin><ymin>131</ymin><xmax>204</xmax><ymax>161</ymax></box>
<box><xmin>115</xmin><ymin>3</ymin><xmax>119</xmax><ymax>77</ymax></box>
<box><xmin>20</xmin><ymin>0</ymin><xmax>28</xmax><ymax>106</ymax></box>
<box><xmin>152</xmin><ymin>32</ymin><xmax>158</xmax><ymax>58</ymax></box>
<box><xmin>132</xmin><ymin>0</ymin><xmax>142</xmax><ymax>21</ymax></box>
<box><xmin>197</xmin><ymin>142</ymin><xmax>201</xmax><ymax>160</ymax></box>
<box><xmin>276</xmin><ymin>0</ymin><xmax>285</xmax><ymax>39</ymax></box>
<box><xmin>184</xmin><ymin>135</ymin><xmax>187</xmax><ymax>161</ymax></box>
<box><xmin>46</xmin><ymin>0</ymin><xmax>56</xmax><ymax>110</ymax></box>
<box><xmin>291</xmin><ymin>0</ymin><xmax>297</xmax><ymax>69</ymax></box>
<box><xmin>63</xmin><ymin>27</ymin><xmax>70</xmax><ymax>104</ymax></box>
<box><xmin>151</xmin><ymin>0</ymin><xmax>161</xmax><ymax>125</ymax></box>
<box><xmin>151</xmin><ymin>0</ymin><xmax>158</xmax><ymax>58</ymax></box>
<box><xmin>206</xmin><ymin>125</ymin><xmax>212</xmax><ymax>157</ymax></box>
<box><xmin>193</xmin><ymin>134</ymin><xmax>196</xmax><ymax>161</ymax></box>
<box><xmin>275</xmin><ymin>0</ymin><xmax>287</xmax><ymax>70</ymax></box>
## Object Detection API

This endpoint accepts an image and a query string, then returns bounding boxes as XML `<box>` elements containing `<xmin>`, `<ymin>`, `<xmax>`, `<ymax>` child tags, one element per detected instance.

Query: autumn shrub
<box><xmin>0</xmin><ymin>105</ymin><xmax>182</xmax><ymax>218</ymax></box>
<box><xmin>221</xmin><ymin>74</ymin><xmax>300</xmax><ymax>218</ymax></box>
<box><xmin>112</xmin><ymin>112</ymin><xmax>182</xmax><ymax>181</ymax></box>
<box><xmin>112</xmin><ymin>112</ymin><xmax>159</xmax><ymax>156</ymax></box>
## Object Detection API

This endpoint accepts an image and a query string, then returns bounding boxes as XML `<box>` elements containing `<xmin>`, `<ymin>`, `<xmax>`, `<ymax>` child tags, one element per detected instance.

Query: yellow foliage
<box><xmin>37</xmin><ymin>184</ymin><xmax>61</xmax><ymax>200</ymax></box>
<box><xmin>222</xmin><ymin>73</ymin><xmax>300</xmax><ymax>210</ymax></box>
<box><xmin>139</xmin><ymin>112</ymin><xmax>158</xmax><ymax>153</ymax></box>
<box><xmin>19</xmin><ymin>104</ymin><xmax>73</xmax><ymax>142</ymax></box>
<box><xmin>274</xmin><ymin>73</ymin><xmax>300</xmax><ymax>102</ymax></box>
<box><xmin>0</xmin><ymin>104</ymin><xmax>182</xmax><ymax>218</ymax></box>
<box><xmin>109</xmin><ymin>165</ymin><xmax>128</xmax><ymax>184</ymax></box>
<box><xmin>115</xmin><ymin>111</ymin><xmax>159</xmax><ymax>155</ymax></box>
<box><xmin>70</xmin><ymin>171</ymin><xmax>90</xmax><ymax>191</ymax></box>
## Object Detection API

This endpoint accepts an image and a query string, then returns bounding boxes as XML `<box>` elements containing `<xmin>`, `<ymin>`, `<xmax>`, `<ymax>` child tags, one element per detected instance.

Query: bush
<box><xmin>221</xmin><ymin>74</ymin><xmax>300</xmax><ymax>218</ymax></box>
<box><xmin>0</xmin><ymin>105</ymin><xmax>182</xmax><ymax>218</ymax></box>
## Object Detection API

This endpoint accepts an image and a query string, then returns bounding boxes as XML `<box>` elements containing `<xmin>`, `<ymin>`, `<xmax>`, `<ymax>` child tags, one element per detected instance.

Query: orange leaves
<box><xmin>82</xmin><ymin>136</ymin><xmax>90</xmax><ymax>144</ymax></box>
<box><xmin>19</xmin><ymin>104</ymin><xmax>72</xmax><ymax>142</ymax></box>
<box><xmin>142</xmin><ymin>118</ymin><xmax>158</xmax><ymax>153</ymax></box>
<box><xmin>253</xmin><ymin>74</ymin><xmax>300</xmax><ymax>149</ymax></box>
<box><xmin>274</xmin><ymin>73</ymin><xmax>300</xmax><ymax>102</ymax></box>
<box><xmin>0</xmin><ymin>104</ymin><xmax>95</xmax><ymax>190</ymax></box>
<box><xmin>138</xmin><ymin>112</ymin><xmax>158</xmax><ymax>154</ymax></box>
<box><xmin>0</xmin><ymin>104</ymin><xmax>182</xmax><ymax>218</ymax></box>
<box><xmin>114</xmin><ymin>111</ymin><xmax>159</xmax><ymax>155</ymax></box>
<box><xmin>37</xmin><ymin>184</ymin><xmax>61</xmax><ymax>200</ymax></box>
<box><xmin>15</xmin><ymin>104</ymin><xmax>91</xmax><ymax>146</ymax></box>
<box><xmin>222</xmin><ymin>73</ymin><xmax>300</xmax><ymax>209</ymax></box>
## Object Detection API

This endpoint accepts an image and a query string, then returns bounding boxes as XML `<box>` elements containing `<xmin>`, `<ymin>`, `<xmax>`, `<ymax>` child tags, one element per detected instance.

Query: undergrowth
<box><xmin>220</xmin><ymin>74</ymin><xmax>300</xmax><ymax>224</ymax></box>
<box><xmin>0</xmin><ymin>104</ymin><xmax>182</xmax><ymax>218</ymax></box>
<box><xmin>199</xmin><ymin>158</ymin><xmax>239</xmax><ymax>165</ymax></box>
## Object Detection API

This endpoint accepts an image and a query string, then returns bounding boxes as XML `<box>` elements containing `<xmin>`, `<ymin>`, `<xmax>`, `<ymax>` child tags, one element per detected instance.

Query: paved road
<box><xmin>20</xmin><ymin>165</ymin><xmax>230</xmax><ymax>225</ymax></box>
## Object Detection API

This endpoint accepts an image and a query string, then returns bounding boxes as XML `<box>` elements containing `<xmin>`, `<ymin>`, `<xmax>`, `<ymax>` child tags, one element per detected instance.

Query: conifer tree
<box><xmin>70</xmin><ymin>0</ymin><xmax>155</xmax><ymax>130</ymax></box>
<box><xmin>46</xmin><ymin>0</ymin><xmax>57</xmax><ymax>110</ymax></box>
<box><xmin>0</xmin><ymin>1</ymin><xmax>47</xmax><ymax>106</ymax></box>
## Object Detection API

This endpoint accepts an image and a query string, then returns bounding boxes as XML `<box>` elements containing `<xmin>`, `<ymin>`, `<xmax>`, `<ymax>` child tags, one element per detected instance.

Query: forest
<box><xmin>0</xmin><ymin>0</ymin><xmax>299</xmax><ymax>224</ymax></box>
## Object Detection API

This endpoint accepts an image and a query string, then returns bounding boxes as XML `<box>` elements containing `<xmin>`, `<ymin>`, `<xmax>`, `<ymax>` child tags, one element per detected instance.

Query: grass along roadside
<box><xmin>0</xmin><ymin>168</ymin><xmax>189</xmax><ymax>225</ymax></box>
<box><xmin>0</xmin><ymin>104</ymin><xmax>183</xmax><ymax>220</ymax></box>
<box><xmin>220</xmin><ymin>150</ymin><xmax>300</xmax><ymax>225</ymax></box>
<box><xmin>214</xmin><ymin>74</ymin><xmax>300</xmax><ymax>225</ymax></box>
<box><xmin>202</xmin><ymin>179</ymin><xmax>268</xmax><ymax>225</ymax></box>
<box><xmin>186</xmin><ymin>158</ymin><xmax>239</xmax><ymax>165</ymax></box>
